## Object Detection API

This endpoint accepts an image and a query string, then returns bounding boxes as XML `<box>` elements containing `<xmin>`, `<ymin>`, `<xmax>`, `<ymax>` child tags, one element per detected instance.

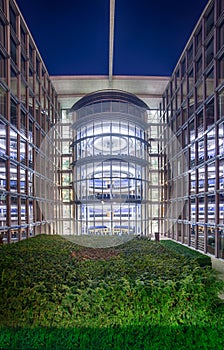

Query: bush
<box><xmin>0</xmin><ymin>234</ymin><xmax>223</xmax><ymax>349</ymax></box>
<box><xmin>160</xmin><ymin>239</ymin><xmax>212</xmax><ymax>267</ymax></box>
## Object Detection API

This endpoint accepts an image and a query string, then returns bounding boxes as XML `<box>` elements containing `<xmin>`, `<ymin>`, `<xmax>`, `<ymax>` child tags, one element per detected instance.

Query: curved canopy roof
<box><xmin>70</xmin><ymin>89</ymin><xmax>149</xmax><ymax>112</ymax></box>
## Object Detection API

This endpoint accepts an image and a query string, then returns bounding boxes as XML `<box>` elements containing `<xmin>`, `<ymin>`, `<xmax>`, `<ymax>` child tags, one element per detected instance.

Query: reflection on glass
<box><xmin>71</xmin><ymin>94</ymin><xmax>151</xmax><ymax>236</ymax></box>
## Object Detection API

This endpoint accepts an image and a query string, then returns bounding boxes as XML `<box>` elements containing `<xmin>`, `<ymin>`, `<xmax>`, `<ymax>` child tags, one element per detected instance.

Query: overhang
<box><xmin>51</xmin><ymin>75</ymin><xmax>169</xmax><ymax>110</ymax></box>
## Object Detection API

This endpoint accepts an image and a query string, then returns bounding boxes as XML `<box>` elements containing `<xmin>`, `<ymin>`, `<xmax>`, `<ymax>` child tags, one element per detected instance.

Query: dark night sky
<box><xmin>16</xmin><ymin>0</ymin><xmax>208</xmax><ymax>77</ymax></box>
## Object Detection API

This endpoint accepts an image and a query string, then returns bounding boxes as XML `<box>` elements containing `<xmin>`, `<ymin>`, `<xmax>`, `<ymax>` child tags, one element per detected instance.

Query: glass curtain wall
<box><xmin>160</xmin><ymin>0</ymin><xmax>224</xmax><ymax>258</ymax></box>
<box><xmin>70</xmin><ymin>91</ymin><xmax>151</xmax><ymax>237</ymax></box>
<box><xmin>0</xmin><ymin>0</ymin><xmax>61</xmax><ymax>243</ymax></box>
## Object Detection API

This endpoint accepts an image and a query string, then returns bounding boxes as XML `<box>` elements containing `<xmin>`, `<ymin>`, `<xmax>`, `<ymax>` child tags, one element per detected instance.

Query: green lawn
<box><xmin>0</xmin><ymin>234</ymin><xmax>224</xmax><ymax>349</ymax></box>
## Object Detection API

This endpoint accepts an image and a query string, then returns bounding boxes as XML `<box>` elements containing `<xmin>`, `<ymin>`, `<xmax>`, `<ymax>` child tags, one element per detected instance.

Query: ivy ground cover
<box><xmin>0</xmin><ymin>234</ymin><xmax>224</xmax><ymax>349</ymax></box>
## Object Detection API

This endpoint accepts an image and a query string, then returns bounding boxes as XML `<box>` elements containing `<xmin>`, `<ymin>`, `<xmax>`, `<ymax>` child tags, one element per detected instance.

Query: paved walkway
<box><xmin>211</xmin><ymin>257</ymin><xmax>224</xmax><ymax>281</ymax></box>
<box><xmin>211</xmin><ymin>257</ymin><xmax>224</xmax><ymax>299</ymax></box>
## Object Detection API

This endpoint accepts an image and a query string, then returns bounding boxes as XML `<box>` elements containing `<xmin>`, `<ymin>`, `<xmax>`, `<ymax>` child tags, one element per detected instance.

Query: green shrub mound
<box><xmin>161</xmin><ymin>239</ymin><xmax>212</xmax><ymax>267</ymax></box>
<box><xmin>0</xmin><ymin>234</ymin><xmax>224</xmax><ymax>349</ymax></box>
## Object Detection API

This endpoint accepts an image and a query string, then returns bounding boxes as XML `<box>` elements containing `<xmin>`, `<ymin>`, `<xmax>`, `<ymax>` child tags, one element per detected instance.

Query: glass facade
<box><xmin>161</xmin><ymin>0</ymin><xmax>224</xmax><ymax>258</ymax></box>
<box><xmin>2</xmin><ymin>0</ymin><xmax>224</xmax><ymax>259</ymax></box>
<box><xmin>69</xmin><ymin>91</ymin><xmax>156</xmax><ymax>237</ymax></box>
<box><xmin>58</xmin><ymin>104</ymin><xmax>161</xmax><ymax>239</ymax></box>
<box><xmin>0</xmin><ymin>0</ymin><xmax>61</xmax><ymax>243</ymax></box>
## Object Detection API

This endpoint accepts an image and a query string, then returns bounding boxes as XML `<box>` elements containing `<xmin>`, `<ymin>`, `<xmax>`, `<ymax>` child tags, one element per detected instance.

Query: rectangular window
<box><xmin>181</xmin><ymin>57</ymin><xmax>186</xmax><ymax>77</ymax></box>
<box><xmin>9</xmin><ymin>5</ymin><xmax>17</xmax><ymax>33</ymax></box>
<box><xmin>175</xmin><ymin>69</ymin><xmax>181</xmax><ymax>91</ymax></box>
<box><xmin>35</xmin><ymin>78</ymin><xmax>40</xmax><ymax>100</ymax></box>
<box><xmin>21</xmin><ymin>79</ymin><xmax>26</xmax><ymax>106</ymax></box>
<box><xmin>196</xmin><ymin>110</ymin><xmax>204</xmax><ymax>137</ymax></box>
<box><xmin>190</xmin><ymin>143</ymin><xmax>196</xmax><ymax>168</ymax></box>
<box><xmin>189</xmin><ymin>119</ymin><xmax>195</xmax><ymax>143</ymax></box>
<box><xmin>188</xmin><ymin>94</ymin><xmax>195</xmax><ymax>116</ymax></box>
<box><xmin>182</xmin><ymin>77</ymin><xmax>187</xmax><ymax>100</ymax></box>
<box><xmin>36</xmin><ymin>127</ymin><xmax>40</xmax><ymax>147</ymax></box>
<box><xmin>0</xmin><ymin>52</ymin><xmax>6</xmax><ymax>82</ymax></box>
<box><xmin>62</xmin><ymin>189</ymin><xmax>71</xmax><ymax>202</ymax></box>
<box><xmin>198</xmin><ymin>166</ymin><xmax>205</xmax><ymax>191</ymax></box>
<box><xmin>20</xmin><ymin>26</ymin><xmax>26</xmax><ymax>49</ymax></box>
<box><xmin>219</xmin><ymin>159</ymin><xmax>224</xmax><ymax>192</ymax></box>
<box><xmin>176</xmin><ymin>112</ymin><xmax>181</xmax><ymax>130</ymax></box>
<box><xmin>10</xmin><ymin>37</ymin><xmax>17</xmax><ymax>64</ymax></box>
<box><xmin>19</xmin><ymin>166</ymin><xmax>26</xmax><ymax>193</ymax></box>
<box><xmin>21</xmin><ymin>110</ymin><xmax>26</xmax><ymax>133</ymax></box>
<box><xmin>42</xmin><ymin>67</ymin><xmax>46</xmax><ymax>81</ymax></box>
<box><xmin>29</xmin><ymin>118</ymin><xmax>33</xmax><ymax>135</ymax></box>
<box><xmin>218</xmin><ymin>54</ymin><xmax>224</xmax><ymax>86</ymax></box>
<box><xmin>196</xmin><ymin>81</ymin><xmax>203</xmax><ymax>108</ymax></box>
<box><xmin>207</xmin><ymin>161</ymin><xmax>215</xmax><ymax>191</ymax></box>
<box><xmin>196</xmin><ymin>56</ymin><xmax>202</xmax><ymax>81</ymax></box>
<box><xmin>176</xmin><ymin>88</ymin><xmax>181</xmax><ymax>109</ymax></box>
<box><xmin>195</xmin><ymin>27</ymin><xmax>202</xmax><ymax>53</ymax></box>
<box><xmin>0</xmin><ymin>86</ymin><xmax>6</xmax><ymax>117</ymax></box>
<box><xmin>0</xmin><ymin>0</ymin><xmax>5</xmax><ymax>13</ymax></box>
<box><xmin>0</xmin><ymin>121</ymin><xmax>6</xmax><ymax>163</ymax></box>
<box><xmin>40</xmin><ymin>88</ymin><xmax>45</xmax><ymax>110</ymax></box>
<box><xmin>218</xmin><ymin>89</ymin><xmax>224</xmax><ymax>119</ymax></box>
<box><xmin>182</xmin><ymin>101</ymin><xmax>187</xmax><ymax>124</ymax></box>
<box><xmin>206</xmin><ymin>99</ymin><xmax>215</xmax><ymax>127</ymax></box>
<box><xmin>169</xmin><ymin>79</ymin><xmax>173</xmax><ymax>97</ymax></box>
<box><xmin>218</xmin><ymin>123</ymin><xmax>224</xmax><ymax>156</ymax></box>
<box><xmin>187</xmin><ymin>43</ymin><xmax>193</xmax><ymax>67</ymax></box>
<box><xmin>218</xmin><ymin>0</ymin><xmax>224</xmax><ymax>16</ymax></box>
<box><xmin>41</xmin><ymin>110</ymin><xmax>45</xmax><ymax>129</ymax></box>
<box><xmin>21</xmin><ymin>198</ymin><xmax>26</xmax><ymax>222</ymax></box>
<box><xmin>10</xmin><ymin>100</ymin><xmax>17</xmax><ymax>127</ymax></box>
<box><xmin>198</xmin><ymin>140</ymin><xmax>204</xmax><ymax>165</ymax></box>
<box><xmin>205</xmin><ymin>39</ymin><xmax>214</xmax><ymax>67</ymax></box>
<box><xmin>28</xmin><ymin>144</ymin><xmax>33</xmax><ymax>168</ymax></box>
<box><xmin>29</xmin><ymin>44</ymin><xmax>33</xmax><ymax>65</ymax></box>
<box><xmin>218</xmin><ymin>21</ymin><xmax>224</xmax><ymax>51</ymax></box>
<box><xmin>190</xmin><ymin>198</ymin><xmax>196</xmax><ymax>221</ymax></box>
<box><xmin>62</xmin><ymin>173</ymin><xmax>71</xmax><ymax>186</ymax></box>
<box><xmin>10</xmin><ymin>128</ymin><xmax>17</xmax><ymax>160</ymax></box>
<box><xmin>205</xmin><ymin>69</ymin><xmax>214</xmax><ymax>98</ymax></box>
<box><xmin>29</xmin><ymin>68</ymin><xmax>34</xmax><ymax>91</ymax></box>
<box><xmin>188</xmin><ymin>69</ymin><xmax>194</xmax><ymax>93</ymax></box>
<box><xmin>182</xmin><ymin>127</ymin><xmax>188</xmax><ymax>148</ymax></box>
<box><xmin>207</xmin><ymin>223</ymin><xmax>215</xmax><ymax>254</ymax></box>
<box><xmin>36</xmin><ymin>58</ymin><xmax>40</xmax><ymax>78</ymax></box>
<box><xmin>28</xmin><ymin>96</ymin><xmax>34</xmax><ymax>116</ymax></box>
<box><xmin>21</xmin><ymin>55</ymin><xmax>26</xmax><ymax>77</ymax></box>
<box><xmin>0</xmin><ymin>19</ymin><xmax>5</xmax><ymax>47</ymax></box>
<box><xmin>10</xmin><ymin>66</ymin><xmax>17</xmax><ymax>97</ymax></box>
<box><xmin>205</xmin><ymin>8</ymin><xmax>214</xmax><ymax>37</ymax></box>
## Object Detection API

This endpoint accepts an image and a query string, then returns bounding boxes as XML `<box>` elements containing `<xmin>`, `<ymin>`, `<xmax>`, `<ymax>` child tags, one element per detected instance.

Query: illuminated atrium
<box><xmin>0</xmin><ymin>0</ymin><xmax>224</xmax><ymax>259</ymax></box>
<box><xmin>70</xmin><ymin>90</ymin><xmax>151</xmax><ymax>237</ymax></box>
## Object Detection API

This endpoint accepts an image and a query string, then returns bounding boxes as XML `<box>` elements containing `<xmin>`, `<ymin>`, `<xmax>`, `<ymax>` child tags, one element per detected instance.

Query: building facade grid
<box><xmin>1</xmin><ymin>0</ymin><xmax>224</xmax><ymax>259</ymax></box>
<box><xmin>161</xmin><ymin>0</ymin><xmax>224</xmax><ymax>258</ymax></box>
<box><xmin>0</xmin><ymin>0</ymin><xmax>61</xmax><ymax>243</ymax></box>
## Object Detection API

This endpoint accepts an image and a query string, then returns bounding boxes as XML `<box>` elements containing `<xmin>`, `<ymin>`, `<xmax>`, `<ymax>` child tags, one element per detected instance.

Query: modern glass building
<box><xmin>70</xmin><ymin>90</ymin><xmax>151</xmax><ymax>237</ymax></box>
<box><xmin>0</xmin><ymin>0</ymin><xmax>61</xmax><ymax>243</ymax></box>
<box><xmin>51</xmin><ymin>81</ymin><xmax>166</xmax><ymax>239</ymax></box>
<box><xmin>160</xmin><ymin>0</ymin><xmax>224</xmax><ymax>259</ymax></box>
<box><xmin>1</xmin><ymin>0</ymin><xmax>224</xmax><ymax>258</ymax></box>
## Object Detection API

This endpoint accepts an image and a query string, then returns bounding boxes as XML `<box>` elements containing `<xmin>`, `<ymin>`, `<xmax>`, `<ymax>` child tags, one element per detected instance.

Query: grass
<box><xmin>0</xmin><ymin>234</ymin><xmax>224</xmax><ymax>349</ymax></box>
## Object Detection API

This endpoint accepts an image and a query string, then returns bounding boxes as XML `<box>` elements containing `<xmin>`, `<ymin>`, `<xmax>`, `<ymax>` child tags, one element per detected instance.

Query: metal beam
<box><xmin>109</xmin><ymin>0</ymin><xmax>115</xmax><ymax>83</ymax></box>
